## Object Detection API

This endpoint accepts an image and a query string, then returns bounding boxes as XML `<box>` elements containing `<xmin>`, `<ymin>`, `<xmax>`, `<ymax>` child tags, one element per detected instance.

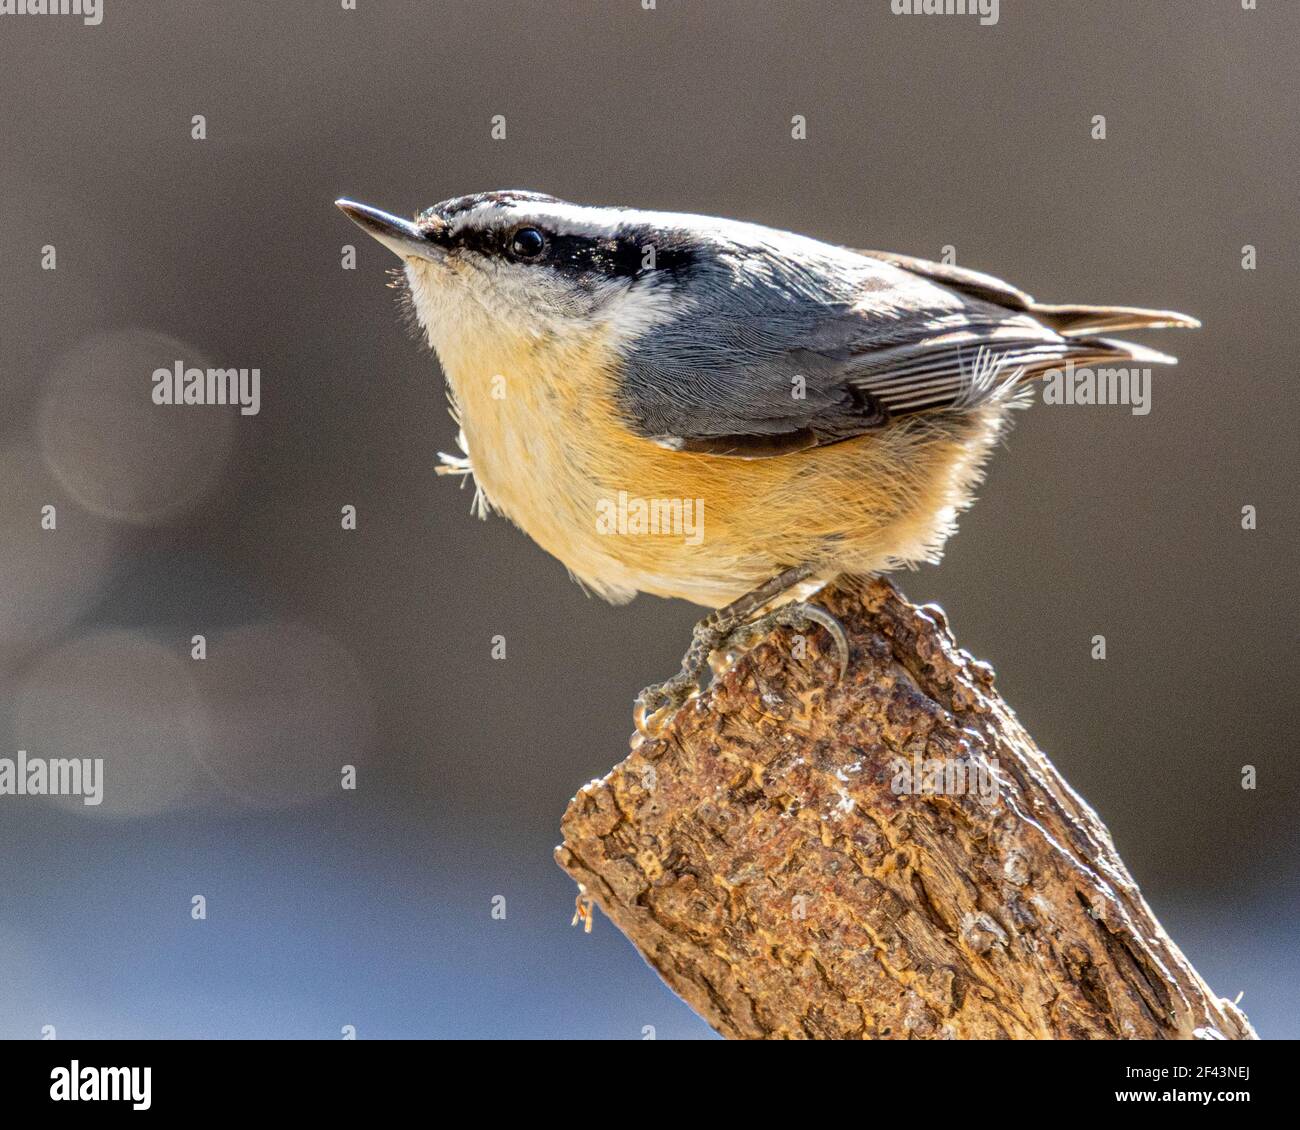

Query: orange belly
<box><xmin>441</xmin><ymin>322</ymin><xmax>1006</xmax><ymax>607</ymax></box>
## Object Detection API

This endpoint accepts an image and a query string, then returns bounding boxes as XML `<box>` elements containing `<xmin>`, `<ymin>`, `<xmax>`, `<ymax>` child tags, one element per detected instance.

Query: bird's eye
<box><xmin>509</xmin><ymin>226</ymin><xmax>547</xmax><ymax>260</ymax></box>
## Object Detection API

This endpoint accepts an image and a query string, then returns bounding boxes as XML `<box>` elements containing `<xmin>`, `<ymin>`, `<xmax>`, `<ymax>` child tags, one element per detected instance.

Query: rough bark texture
<box><xmin>555</xmin><ymin>576</ymin><xmax>1256</xmax><ymax>1040</ymax></box>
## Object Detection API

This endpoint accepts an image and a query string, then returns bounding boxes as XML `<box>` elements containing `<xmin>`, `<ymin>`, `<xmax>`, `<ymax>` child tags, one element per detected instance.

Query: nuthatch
<box><xmin>337</xmin><ymin>191</ymin><xmax>1197</xmax><ymax>733</ymax></box>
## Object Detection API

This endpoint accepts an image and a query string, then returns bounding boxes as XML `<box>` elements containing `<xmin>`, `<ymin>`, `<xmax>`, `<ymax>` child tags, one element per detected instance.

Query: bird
<box><xmin>336</xmin><ymin>191</ymin><xmax>1197</xmax><ymax>733</ymax></box>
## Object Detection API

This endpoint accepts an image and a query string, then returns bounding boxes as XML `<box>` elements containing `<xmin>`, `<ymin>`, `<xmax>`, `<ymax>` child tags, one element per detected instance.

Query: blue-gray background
<box><xmin>0</xmin><ymin>0</ymin><xmax>1295</xmax><ymax>1039</ymax></box>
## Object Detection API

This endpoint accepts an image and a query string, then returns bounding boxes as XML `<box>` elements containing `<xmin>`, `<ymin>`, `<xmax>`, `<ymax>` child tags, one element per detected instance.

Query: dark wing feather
<box><xmin>617</xmin><ymin>248</ymin><xmax>1179</xmax><ymax>458</ymax></box>
<box><xmin>857</xmin><ymin>248</ymin><xmax>1200</xmax><ymax>337</ymax></box>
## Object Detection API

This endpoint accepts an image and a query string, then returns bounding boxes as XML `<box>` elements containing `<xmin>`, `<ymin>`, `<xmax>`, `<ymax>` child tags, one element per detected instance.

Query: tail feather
<box><xmin>856</xmin><ymin>247</ymin><xmax>1200</xmax><ymax>339</ymax></box>
<box><xmin>1014</xmin><ymin>334</ymin><xmax>1180</xmax><ymax>386</ymax></box>
<box><xmin>1028</xmin><ymin>303</ymin><xmax>1201</xmax><ymax>337</ymax></box>
<box><xmin>845</xmin><ymin>248</ymin><xmax>1197</xmax><ymax>422</ymax></box>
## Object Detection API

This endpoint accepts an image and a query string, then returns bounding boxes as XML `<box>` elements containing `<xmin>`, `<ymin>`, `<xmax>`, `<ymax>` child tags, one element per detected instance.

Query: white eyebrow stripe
<box><xmin>449</xmin><ymin>201</ymin><xmax>637</xmax><ymax>240</ymax></box>
<box><xmin>445</xmin><ymin>199</ymin><xmax>857</xmax><ymax>260</ymax></box>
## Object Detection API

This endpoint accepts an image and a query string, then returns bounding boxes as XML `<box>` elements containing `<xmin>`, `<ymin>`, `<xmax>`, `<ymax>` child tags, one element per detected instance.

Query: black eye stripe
<box><xmin>445</xmin><ymin>221</ymin><xmax>696</xmax><ymax>280</ymax></box>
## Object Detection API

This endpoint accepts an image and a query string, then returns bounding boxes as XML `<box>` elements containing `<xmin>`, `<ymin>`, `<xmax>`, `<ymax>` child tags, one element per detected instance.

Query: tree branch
<box><xmin>555</xmin><ymin>576</ymin><xmax>1255</xmax><ymax>1040</ymax></box>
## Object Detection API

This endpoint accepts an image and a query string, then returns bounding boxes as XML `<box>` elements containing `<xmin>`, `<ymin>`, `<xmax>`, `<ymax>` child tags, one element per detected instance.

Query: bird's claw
<box><xmin>633</xmin><ymin>674</ymin><xmax>700</xmax><ymax>737</ymax></box>
<box><xmin>722</xmin><ymin>600</ymin><xmax>851</xmax><ymax>683</ymax></box>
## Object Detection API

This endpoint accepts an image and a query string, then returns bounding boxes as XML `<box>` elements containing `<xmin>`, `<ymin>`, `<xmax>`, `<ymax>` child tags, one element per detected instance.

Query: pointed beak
<box><xmin>335</xmin><ymin>198</ymin><xmax>444</xmax><ymax>262</ymax></box>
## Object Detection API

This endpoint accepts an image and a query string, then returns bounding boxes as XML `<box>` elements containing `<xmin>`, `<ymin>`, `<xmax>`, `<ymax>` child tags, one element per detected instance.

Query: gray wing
<box><xmin>617</xmin><ymin>249</ymin><xmax>1177</xmax><ymax>458</ymax></box>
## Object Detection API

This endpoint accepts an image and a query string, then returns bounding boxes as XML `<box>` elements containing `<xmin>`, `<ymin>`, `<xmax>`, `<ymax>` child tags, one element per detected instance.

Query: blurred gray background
<box><xmin>0</xmin><ymin>0</ymin><xmax>1295</xmax><ymax>1039</ymax></box>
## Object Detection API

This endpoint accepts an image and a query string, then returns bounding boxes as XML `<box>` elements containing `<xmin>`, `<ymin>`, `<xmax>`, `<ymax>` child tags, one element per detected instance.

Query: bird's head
<box><xmin>335</xmin><ymin>190</ymin><xmax>720</xmax><ymax>356</ymax></box>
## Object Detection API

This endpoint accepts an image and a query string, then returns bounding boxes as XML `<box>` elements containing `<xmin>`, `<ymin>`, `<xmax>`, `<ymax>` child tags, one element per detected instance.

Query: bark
<box><xmin>555</xmin><ymin>575</ymin><xmax>1256</xmax><ymax>1040</ymax></box>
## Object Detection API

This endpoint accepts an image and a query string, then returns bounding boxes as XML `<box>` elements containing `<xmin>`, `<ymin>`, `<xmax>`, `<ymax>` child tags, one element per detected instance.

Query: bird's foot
<box><xmin>633</xmin><ymin>635</ymin><xmax>713</xmax><ymax>737</ymax></box>
<box><xmin>717</xmin><ymin>600</ymin><xmax>850</xmax><ymax>683</ymax></box>
<box><xmin>634</xmin><ymin>599</ymin><xmax>850</xmax><ymax>737</ymax></box>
